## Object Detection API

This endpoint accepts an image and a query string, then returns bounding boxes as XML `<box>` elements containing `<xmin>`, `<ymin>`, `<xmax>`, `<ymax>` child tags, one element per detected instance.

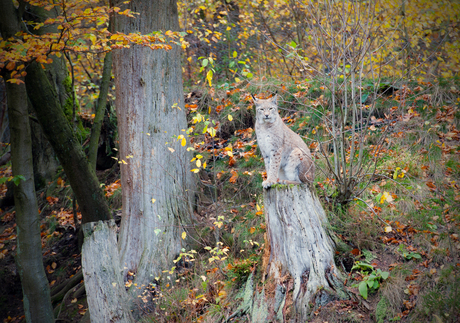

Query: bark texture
<box><xmin>29</xmin><ymin>113</ymin><xmax>59</xmax><ymax>188</ymax></box>
<box><xmin>0</xmin><ymin>2</ymin><xmax>54</xmax><ymax>322</ymax></box>
<box><xmin>264</xmin><ymin>185</ymin><xmax>348</xmax><ymax>320</ymax></box>
<box><xmin>112</xmin><ymin>0</ymin><xmax>194</xmax><ymax>289</ymax></box>
<box><xmin>82</xmin><ymin>220</ymin><xmax>134</xmax><ymax>323</ymax></box>
<box><xmin>5</xmin><ymin>80</ymin><xmax>55</xmax><ymax>323</ymax></box>
<box><xmin>233</xmin><ymin>185</ymin><xmax>348</xmax><ymax>322</ymax></box>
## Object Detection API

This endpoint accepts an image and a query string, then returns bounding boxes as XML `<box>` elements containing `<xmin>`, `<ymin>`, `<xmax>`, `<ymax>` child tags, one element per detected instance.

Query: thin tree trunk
<box><xmin>0</xmin><ymin>2</ymin><xmax>55</xmax><ymax>321</ymax></box>
<box><xmin>5</xmin><ymin>79</ymin><xmax>55</xmax><ymax>323</ymax></box>
<box><xmin>25</xmin><ymin>61</ymin><xmax>112</xmax><ymax>224</ymax></box>
<box><xmin>112</xmin><ymin>0</ymin><xmax>194</xmax><ymax>291</ymax></box>
<box><xmin>88</xmin><ymin>51</ymin><xmax>113</xmax><ymax>171</ymax></box>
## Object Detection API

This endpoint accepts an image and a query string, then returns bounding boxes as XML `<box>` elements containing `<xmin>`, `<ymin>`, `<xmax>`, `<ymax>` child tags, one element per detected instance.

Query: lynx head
<box><xmin>253</xmin><ymin>94</ymin><xmax>280</xmax><ymax>125</ymax></box>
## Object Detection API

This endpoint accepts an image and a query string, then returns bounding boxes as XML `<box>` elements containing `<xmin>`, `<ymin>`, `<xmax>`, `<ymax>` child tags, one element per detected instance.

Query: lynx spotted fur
<box><xmin>254</xmin><ymin>94</ymin><xmax>315</xmax><ymax>189</ymax></box>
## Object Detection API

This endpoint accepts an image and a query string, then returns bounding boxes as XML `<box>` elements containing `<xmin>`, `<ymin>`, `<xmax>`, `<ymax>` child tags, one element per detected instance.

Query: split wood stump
<box><xmin>233</xmin><ymin>185</ymin><xmax>349</xmax><ymax>322</ymax></box>
<box><xmin>82</xmin><ymin>220</ymin><xmax>134</xmax><ymax>323</ymax></box>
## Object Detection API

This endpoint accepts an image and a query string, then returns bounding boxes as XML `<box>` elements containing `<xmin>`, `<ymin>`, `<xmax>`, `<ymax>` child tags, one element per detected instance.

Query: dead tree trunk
<box><xmin>81</xmin><ymin>220</ymin><xmax>134</xmax><ymax>323</ymax></box>
<box><xmin>264</xmin><ymin>185</ymin><xmax>348</xmax><ymax>320</ymax></box>
<box><xmin>234</xmin><ymin>185</ymin><xmax>349</xmax><ymax>322</ymax></box>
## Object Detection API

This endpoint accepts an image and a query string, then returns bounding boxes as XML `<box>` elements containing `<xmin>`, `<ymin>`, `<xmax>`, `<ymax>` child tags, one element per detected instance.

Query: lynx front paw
<box><xmin>262</xmin><ymin>179</ymin><xmax>277</xmax><ymax>189</ymax></box>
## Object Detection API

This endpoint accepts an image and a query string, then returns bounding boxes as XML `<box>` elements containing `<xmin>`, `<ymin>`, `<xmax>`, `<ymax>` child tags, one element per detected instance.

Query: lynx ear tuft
<box><xmin>251</xmin><ymin>94</ymin><xmax>258</xmax><ymax>104</ymax></box>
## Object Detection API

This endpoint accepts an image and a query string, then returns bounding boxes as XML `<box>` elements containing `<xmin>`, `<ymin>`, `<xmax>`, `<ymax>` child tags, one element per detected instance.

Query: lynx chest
<box><xmin>255</xmin><ymin>123</ymin><xmax>284</xmax><ymax>159</ymax></box>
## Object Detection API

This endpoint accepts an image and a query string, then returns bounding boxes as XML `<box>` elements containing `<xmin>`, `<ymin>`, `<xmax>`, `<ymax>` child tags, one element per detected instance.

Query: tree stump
<box><xmin>264</xmin><ymin>184</ymin><xmax>348</xmax><ymax>320</ymax></box>
<box><xmin>82</xmin><ymin>220</ymin><xmax>134</xmax><ymax>323</ymax></box>
<box><xmin>233</xmin><ymin>185</ymin><xmax>349</xmax><ymax>322</ymax></box>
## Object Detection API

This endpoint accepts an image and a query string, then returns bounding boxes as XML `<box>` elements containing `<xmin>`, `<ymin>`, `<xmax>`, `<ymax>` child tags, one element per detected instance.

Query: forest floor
<box><xmin>1</xmin><ymin>79</ymin><xmax>459</xmax><ymax>322</ymax></box>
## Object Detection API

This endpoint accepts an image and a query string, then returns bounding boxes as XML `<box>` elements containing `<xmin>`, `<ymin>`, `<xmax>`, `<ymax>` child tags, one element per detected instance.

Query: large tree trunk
<box><xmin>0</xmin><ymin>2</ymin><xmax>55</xmax><ymax>322</ymax></box>
<box><xmin>112</xmin><ymin>0</ymin><xmax>194</xmax><ymax>290</ymax></box>
<box><xmin>82</xmin><ymin>220</ymin><xmax>134</xmax><ymax>323</ymax></box>
<box><xmin>235</xmin><ymin>185</ymin><xmax>349</xmax><ymax>322</ymax></box>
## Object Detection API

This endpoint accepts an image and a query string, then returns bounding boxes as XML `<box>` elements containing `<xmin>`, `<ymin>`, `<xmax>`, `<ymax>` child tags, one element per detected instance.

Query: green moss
<box><xmin>375</xmin><ymin>296</ymin><xmax>391</xmax><ymax>323</ymax></box>
<box><xmin>62</xmin><ymin>76</ymin><xmax>81</xmax><ymax>124</ymax></box>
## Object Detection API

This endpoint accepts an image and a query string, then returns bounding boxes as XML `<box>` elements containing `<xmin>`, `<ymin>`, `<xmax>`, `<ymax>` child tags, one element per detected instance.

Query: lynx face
<box><xmin>254</xmin><ymin>95</ymin><xmax>279</xmax><ymax>125</ymax></box>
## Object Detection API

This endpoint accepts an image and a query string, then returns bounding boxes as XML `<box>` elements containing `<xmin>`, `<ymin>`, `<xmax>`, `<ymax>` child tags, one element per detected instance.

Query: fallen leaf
<box><xmin>229</xmin><ymin>170</ymin><xmax>238</xmax><ymax>183</ymax></box>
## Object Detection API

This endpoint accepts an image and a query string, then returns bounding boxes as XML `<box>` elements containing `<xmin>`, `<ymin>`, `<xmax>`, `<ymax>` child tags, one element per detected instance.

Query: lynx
<box><xmin>253</xmin><ymin>94</ymin><xmax>315</xmax><ymax>189</ymax></box>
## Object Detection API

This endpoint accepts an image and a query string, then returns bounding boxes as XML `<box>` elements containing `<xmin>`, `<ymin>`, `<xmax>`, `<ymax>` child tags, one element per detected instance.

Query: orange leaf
<box><xmin>249</xmin><ymin>227</ymin><xmax>256</xmax><ymax>234</ymax></box>
<box><xmin>351</xmin><ymin>248</ymin><xmax>360</xmax><ymax>256</ymax></box>
<box><xmin>426</xmin><ymin>181</ymin><xmax>437</xmax><ymax>191</ymax></box>
<box><xmin>228</xmin><ymin>156</ymin><xmax>236</xmax><ymax>167</ymax></box>
<box><xmin>229</xmin><ymin>170</ymin><xmax>238</xmax><ymax>183</ymax></box>
<box><xmin>6</xmin><ymin>61</ymin><xmax>15</xmax><ymax>71</ymax></box>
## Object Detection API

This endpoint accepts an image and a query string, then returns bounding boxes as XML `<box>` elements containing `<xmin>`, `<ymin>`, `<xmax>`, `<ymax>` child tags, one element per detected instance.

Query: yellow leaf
<box><xmin>227</xmin><ymin>150</ymin><xmax>233</xmax><ymax>157</ymax></box>
<box><xmin>206</xmin><ymin>70</ymin><xmax>213</xmax><ymax>87</ymax></box>
<box><xmin>207</xmin><ymin>127</ymin><xmax>216</xmax><ymax>137</ymax></box>
<box><xmin>191</xmin><ymin>168</ymin><xmax>200</xmax><ymax>173</ymax></box>
<box><xmin>380</xmin><ymin>191</ymin><xmax>394</xmax><ymax>204</ymax></box>
<box><xmin>182</xmin><ymin>232</ymin><xmax>187</xmax><ymax>240</ymax></box>
<box><xmin>168</xmin><ymin>147</ymin><xmax>175</xmax><ymax>153</ymax></box>
<box><xmin>88</xmin><ymin>34</ymin><xmax>96</xmax><ymax>44</ymax></box>
<box><xmin>384</xmin><ymin>226</ymin><xmax>392</xmax><ymax>233</ymax></box>
<box><xmin>235</xmin><ymin>77</ymin><xmax>240</xmax><ymax>82</ymax></box>
<box><xmin>256</xmin><ymin>204</ymin><xmax>261</xmax><ymax>211</ymax></box>
<box><xmin>228</xmin><ymin>115</ymin><xmax>233</xmax><ymax>121</ymax></box>
<box><xmin>181</xmin><ymin>137</ymin><xmax>186</xmax><ymax>147</ymax></box>
<box><xmin>91</xmin><ymin>114</ymin><xmax>95</xmax><ymax>118</ymax></box>
<box><xmin>151</xmin><ymin>198</ymin><xmax>156</xmax><ymax>203</ymax></box>
<box><xmin>196</xmin><ymin>159</ymin><xmax>201</xmax><ymax>167</ymax></box>
<box><xmin>203</xmin><ymin>162</ymin><xmax>207</xmax><ymax>169</ymax></box>
<box><xmin>380</xmin><ymin>192</ymin><xmax>389</xmax><ymax>204</ymax></box>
